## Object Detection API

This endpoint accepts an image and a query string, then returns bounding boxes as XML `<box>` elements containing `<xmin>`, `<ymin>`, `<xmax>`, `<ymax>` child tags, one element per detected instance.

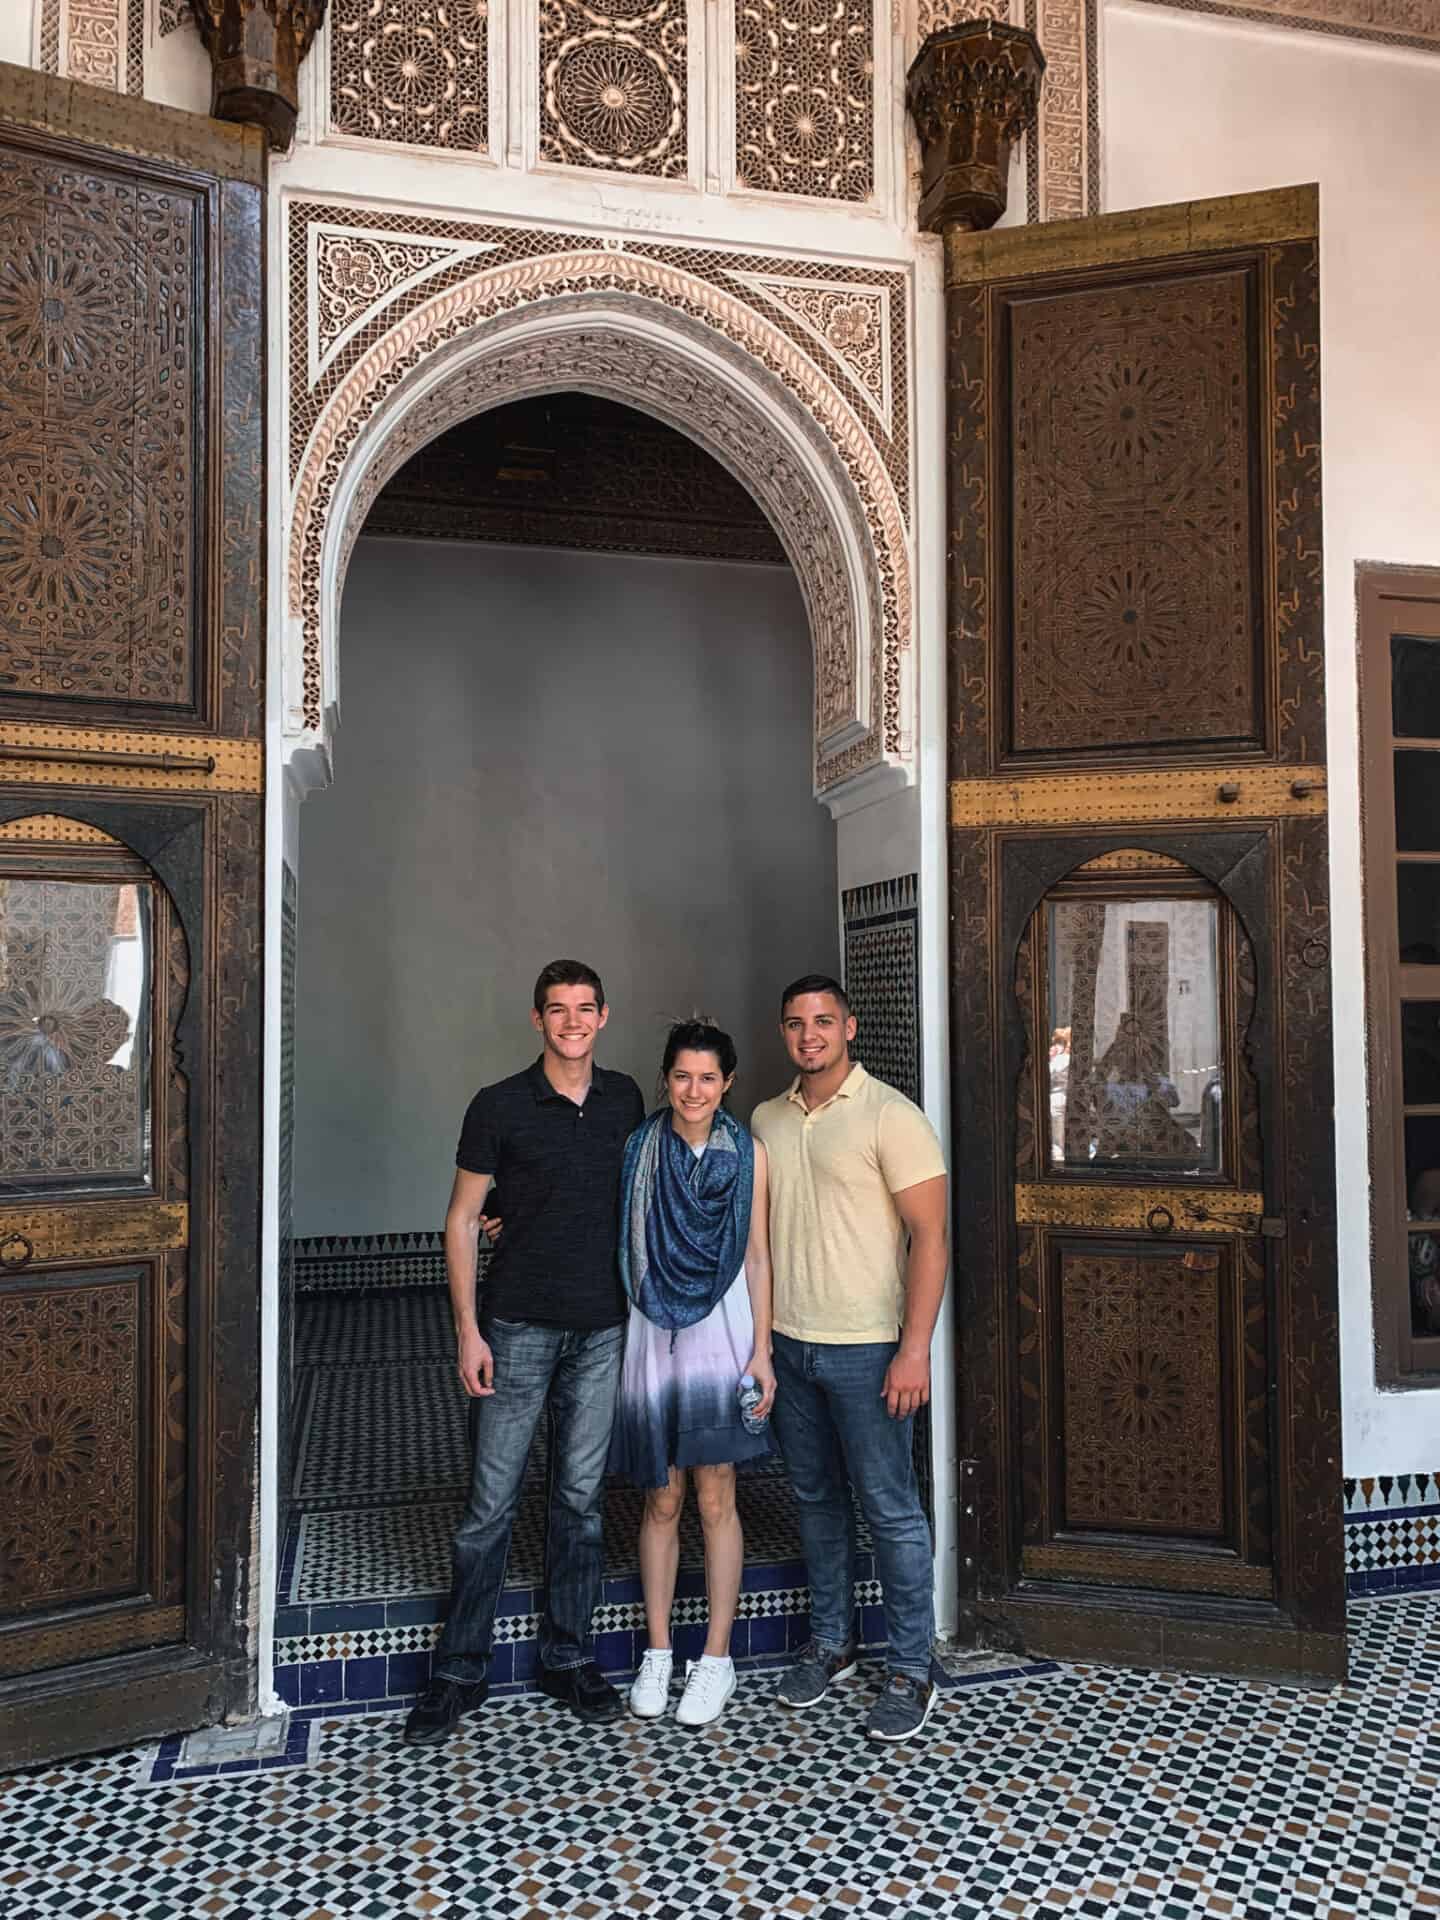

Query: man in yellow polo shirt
<box><xmin>751</xmin><ymin>973</ymin><xmax>949</xmax><ymax>1742</ymax></box>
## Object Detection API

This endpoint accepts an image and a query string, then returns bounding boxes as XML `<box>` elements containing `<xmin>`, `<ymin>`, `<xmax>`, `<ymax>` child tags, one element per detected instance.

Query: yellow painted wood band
<box><xmin>0</xmin><ymin>1201</ymin><xmax>188</xmax><ymax>1265</ymax></box>
<box><xmin>946</xmin><ymin>184</ymin><xmax>1318</xmax><ymax>286</ymax></box>
<box><xmin>1015</xmin><ymin>1184</ymin><xmax>1264</xmax><ymax>1234</ymax></box>
<box><xmin>950</xmin><ymin>765</ymin><xmax>1326</xmax><ymax>828</ymax></box>
<box><xmin>0</xmin><ymin>726</ymin><xmax>261</xmax><ymax>794</ymax></box>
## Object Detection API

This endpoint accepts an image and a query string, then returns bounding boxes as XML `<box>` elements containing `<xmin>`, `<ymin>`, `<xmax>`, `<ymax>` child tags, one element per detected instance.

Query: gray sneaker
<box><xmin>776</xmin><ymin>1639</ymin><xmax>859</xmax><ymax>1709</ymax></box>
<box><xmin>866</xmin><ymin>1671</ymin><xmax>938</xmax><ymax>1742</ymax></box>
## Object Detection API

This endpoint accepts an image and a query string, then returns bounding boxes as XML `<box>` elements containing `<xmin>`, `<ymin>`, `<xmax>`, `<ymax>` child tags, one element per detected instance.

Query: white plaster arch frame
<box><xmin>284</xmin><ymin>255</ymin><xmax>914</xmax><ymax>808</ymax></box>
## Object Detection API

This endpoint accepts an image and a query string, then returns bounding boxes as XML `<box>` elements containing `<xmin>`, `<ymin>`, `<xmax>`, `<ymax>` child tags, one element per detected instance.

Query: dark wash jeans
<box><xmin>432</xmin><ymin>1316</ymin><xmax>624</xmax><ymax>1685</ymax></box>
<box><xmin>771</xmin><ymin>1331</ymin><xmax>935</xmax><ymax>1682</ymax></box>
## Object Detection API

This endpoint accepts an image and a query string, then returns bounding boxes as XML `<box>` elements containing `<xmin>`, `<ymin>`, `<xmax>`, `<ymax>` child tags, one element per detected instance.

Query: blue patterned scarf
<box><xmin>619</xmin><ymin>1106</ymin><xmax>754</xmax><ymax>1334</ymax></box>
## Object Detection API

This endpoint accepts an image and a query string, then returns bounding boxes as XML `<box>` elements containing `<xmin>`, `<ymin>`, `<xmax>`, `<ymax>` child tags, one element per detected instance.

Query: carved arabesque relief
<box><xmin>735</xmin><ymin>0</ymin><xmax>874</xmax><ymax>201</ymax></box>
<box><xmin>330</xmin><ymin>0</ymin><xmax>490</xmax><ymax>152</ymax></box>
<box><xmin>286</xmin><ymin>203</ymin><xmax>912</xmax><ymax>790</ymax></box>
<box><xmin>540</xmin><ymin>0</ymin><xmax>688</xmax><ymax>178</ymax></box>
<box><xmin>1060</xmin><ymin>1247</ymin><xmax>1226</xmax><ymax>1535</ymax></box>
<box><xmin>332</xmin><ymin>317</ymin><xmax>864</xmax><ymax>761</ymax></box>
<box><xmin>0</xmin><ymin>1278</ymin><xmax>141</xmax><ymax>1612</ymax></box>
<box><xmin>37</xmin><ymin>0</ymin><xmax>146</xmax><ymax>97</ymax></box>
<box><xmin>1008</xmin><ymin>268</ymin><xmax>1261</xmax><ymax>756</ymax></box>
<box><xmin>0</xmin><ymin>143</ymin><xmax>200</xmax><ymax>714</ymax></box>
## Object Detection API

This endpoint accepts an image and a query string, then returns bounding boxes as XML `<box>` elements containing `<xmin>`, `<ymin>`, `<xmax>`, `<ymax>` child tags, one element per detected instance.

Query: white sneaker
<box><xmin>628</xmin><ymin>1647</ymin><xmax>673</xmax><ymax>1719</ymax></box>
<box><xmin>675</xmin><ymin>1655</ymin><xmax>736</xmax><ymax>1728</ymax></box>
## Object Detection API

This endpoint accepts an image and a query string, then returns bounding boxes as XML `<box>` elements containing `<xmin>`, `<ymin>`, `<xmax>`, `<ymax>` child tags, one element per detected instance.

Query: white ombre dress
<box><xmin>609</xmin><ymin>1143</ymin><xmax>773</xmax><ymax>1489</ymax></box>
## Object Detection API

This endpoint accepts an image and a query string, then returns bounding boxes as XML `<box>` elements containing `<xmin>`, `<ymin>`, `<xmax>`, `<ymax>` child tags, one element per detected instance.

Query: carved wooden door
<box><xmin>0</xmin><ymin>66</ymin><xmax>265</xmax><ymax>1768</ymax></box>
<box><xmin>947</xmin><ymin>186</ymin><xmax>1345</xmax><ymax>1680</ymax></box>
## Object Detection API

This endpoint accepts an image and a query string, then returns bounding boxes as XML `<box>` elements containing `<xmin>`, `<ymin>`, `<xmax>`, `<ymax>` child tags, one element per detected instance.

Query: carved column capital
<box><xmin>190</xmin><ymin>0</ymin><xmax>328</xmax><ymax>150</ymax></box>
<box><xmin>907</xmin><ymin>21</ymin><xmax>1045</xmax><ymax>236</ymax></box>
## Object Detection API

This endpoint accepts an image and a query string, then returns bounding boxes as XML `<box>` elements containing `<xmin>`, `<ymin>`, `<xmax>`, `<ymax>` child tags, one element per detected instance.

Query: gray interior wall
<box><xmin>294</xmin><ymin>536</ymin><xmax>838</xmax><ymax>1237</ymax></box>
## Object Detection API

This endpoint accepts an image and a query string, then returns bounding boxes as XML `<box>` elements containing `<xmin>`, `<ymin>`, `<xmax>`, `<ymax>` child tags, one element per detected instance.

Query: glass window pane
<box><xmin>1398</xmin><ymin>864</ymin><xmax>1440</xmax><ymax>964</ymax></box>
<box><xmin>0</xmin><ymin>878</ymin><xmax>152</xmax><ymax>1194</ymax></box>
<box><xmin>1406</xmin><ymin>1126</ymin><xmax>1440</xmax><ymax>1339</ymax></box>
<box><xmin>1403</xmin><ymin>1002</ymin><xmax>1440</xmax><ymax>1105</ymax></box>
<box><xmin>1047</xmin><ymin>897</ymin><xmax>1222</xmax><ymax>1174</ymax></box>
<box><xmin>1393</xmin><ymin>751</ymin><xmax>1440</xmax><ymax>852</ymax></box>
<box><xmin>1392</xmin><ymin>634</ymin><xmax>1440</xmax><ymax>739</ymax></box>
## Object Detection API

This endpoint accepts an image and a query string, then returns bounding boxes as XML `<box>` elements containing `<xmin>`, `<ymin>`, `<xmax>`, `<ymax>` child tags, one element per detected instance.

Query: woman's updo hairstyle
<box><xmin>661</xmin><ymin>1017</ymin><xmax>738</xmax><ymax>1082</ymax></box>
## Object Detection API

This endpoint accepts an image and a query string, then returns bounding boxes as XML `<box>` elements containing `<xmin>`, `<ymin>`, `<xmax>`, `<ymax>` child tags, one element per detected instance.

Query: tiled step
<box><xmin>274</xmin><ymin>1554</ymin><xmax>885</xmax><ymax>1708</ymax></box>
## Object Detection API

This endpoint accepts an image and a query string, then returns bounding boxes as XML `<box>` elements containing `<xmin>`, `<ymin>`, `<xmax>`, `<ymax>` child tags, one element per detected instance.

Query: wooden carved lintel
<box><xmin>190</xmin><ymin>0</ymin><xmax>328</xmax><ymax>150</ymax></box>
<box><xmin>906</xmin><ymin>20</ymin><xmax>1045</xmax><ymax>236</ymax></box>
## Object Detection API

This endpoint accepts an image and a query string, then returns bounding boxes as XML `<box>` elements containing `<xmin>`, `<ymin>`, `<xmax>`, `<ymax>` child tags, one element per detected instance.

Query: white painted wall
<box><xmin>293</xmin><ymin>536</ymin><xmax>839</xmax><ymax>1238</ymax></box>
<box><xmin>1104</xmin><ymin>0</ymin><xmax>1440</xmax><ymax>1472</ymax></box>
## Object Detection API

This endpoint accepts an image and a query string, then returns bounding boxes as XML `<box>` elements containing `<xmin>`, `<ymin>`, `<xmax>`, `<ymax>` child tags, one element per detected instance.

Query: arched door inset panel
<box><xmin>0</xmin><ymin>819</ymin><xmax>191</xmax><ymax>1679</ymax></box>
<box><xmin>1010</xmin><ymin>850</ymin><xmax>1274</xmax><ymax>1601</ymax></box>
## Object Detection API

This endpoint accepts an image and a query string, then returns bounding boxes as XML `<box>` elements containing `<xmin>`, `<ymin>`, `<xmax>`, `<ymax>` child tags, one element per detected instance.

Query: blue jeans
<box><xmin>433</xmin><ymin>1316</ymin><xmax>624</xmax><ymax>1684</ymax></box>
<box><xmin>771</xmin><ymin>1332</ymin><xmax>935</xmax><ymax>1682</ymax></box>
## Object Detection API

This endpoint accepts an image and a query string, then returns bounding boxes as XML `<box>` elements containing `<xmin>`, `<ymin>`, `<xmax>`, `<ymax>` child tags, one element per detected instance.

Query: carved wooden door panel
<box><xmin>0</xmin><ymin>67</ymin><xmax>264</xmax><ymax>1767</ymax></box>
<box><xmin>0</xmin><ymin>826</ymin><xmax>190</xmax><ymax>1679</ymax></box>
<box><xmin>947</xmin><ymin>186</ymin><xmax>1344</xmax><ymax>1681</ymax></box>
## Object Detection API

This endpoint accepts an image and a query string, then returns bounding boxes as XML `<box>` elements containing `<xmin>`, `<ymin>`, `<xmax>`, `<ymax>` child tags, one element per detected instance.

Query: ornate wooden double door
<box><xmin>0</xmin><ymin>67</ymin><xmax>265</xmax><ymax>1767</ymax></box>
<box><xmin>947</xmin><ymin>187</ymin><xmax>1346</xmax><ymax>1679</ymax></box>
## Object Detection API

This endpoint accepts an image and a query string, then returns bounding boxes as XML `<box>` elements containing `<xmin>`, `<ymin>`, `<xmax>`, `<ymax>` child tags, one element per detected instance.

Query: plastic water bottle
<box><xmin>738</xmin><ymin>1373</ymin><xmax>768</xmax><ymax>1435</ymax></box>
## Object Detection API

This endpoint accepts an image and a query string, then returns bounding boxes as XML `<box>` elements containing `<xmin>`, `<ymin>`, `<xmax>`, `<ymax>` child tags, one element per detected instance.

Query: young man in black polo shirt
<box><xmin>403</xmin><ymin>959</ymin><xmax>644</xmax><ymax>1745</ymax></box>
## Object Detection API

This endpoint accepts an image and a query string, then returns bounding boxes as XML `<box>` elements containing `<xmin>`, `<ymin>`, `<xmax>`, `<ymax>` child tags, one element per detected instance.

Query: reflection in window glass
<box><xmin>1406</xmin><ymin>1119</ymin><xmax>1440</xmax><ymax>1340</ymax></box>
<box><xmin>1391</xmin><ymin>634</ymin><xmax>1440</xmax><ymax>740</ymax></box>
<box><xmin>1048</xmin><ymin>898</ymin><xmax>1222</xmax><ymax>1174</ymax></box>
<box><xmin>0</xmin><ymin>879</ymin><xmax>151</xmax><ymax>1192</ymax></box>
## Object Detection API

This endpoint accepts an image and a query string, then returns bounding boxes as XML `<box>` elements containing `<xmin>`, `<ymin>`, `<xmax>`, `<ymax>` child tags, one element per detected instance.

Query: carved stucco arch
<box><xmin>287</xmin><ymin>258</ymin><xmax>912</xmax><ymax>798</ymax></box>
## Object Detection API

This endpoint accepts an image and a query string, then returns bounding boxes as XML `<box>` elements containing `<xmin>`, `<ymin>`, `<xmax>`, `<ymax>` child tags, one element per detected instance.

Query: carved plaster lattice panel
<box><xmin>329</xmin><ymin>0</ymin><xmax>491</xmax><ymax>153</ymax></box>
<box><xmin>538</xmin><ymin>0</ymin><xmax>689</xmax><ymax>179</ymax></box>
<box><xmin>1024</xmin><ymin>0</ymin><xmax>1099</xmax><ymax>220</ymax></box>
<box><xmin>285</xmin><ymin>203</ymin><xmax>913</xmax><ymax>786</ymax></box>
<box><xmin>915</xmin><ymin>0</ymin><xmax>1016</xmax><ymax>43</ymax></box>
<box><xmin>332</xmin><ymin>323</ymin><xmax>863</xmax><ymax>754</ymax></box>
<box><xmin>735</xmin><ymin>0</ymin><xmax>875</xmax><ymax>202</ymax></box>
<box><xmin>308</xmin><ymin>222</ymin><xmax>499</xmax><ymax>385</ymax></box>
<box><xmin>38</xmin><ymin>0</ymin><xmax>146</xmax><ymax>96</ymax></box>
<box><xmin>723</xmin><ymin>270</ymin><xmax>893</xmax><ymax>436</ymax></box>
<box><xmin>288</xmin><ymin>208</ymin><xmax>909</xmax><ymax>512</ymax></box>
<box><xmin>158</xmin><ymin>1</ymin><xmax>189</xmax><ymax>33</ymax></box>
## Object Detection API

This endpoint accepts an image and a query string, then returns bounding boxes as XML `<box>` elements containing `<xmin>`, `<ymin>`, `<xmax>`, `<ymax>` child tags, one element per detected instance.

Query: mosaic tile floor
<box><xmin>287</xmin><ymin>1289</ymin><xmax>828</xmax><ymax>1599</ymax></box>
<box><xmin>289</xmin><ymin>1457</ymin><xmax>810</xmax><ymax>1604</ymax></box>
<box><xmin>4</xmin><ymin>1594</ymin><xmax>1437</xmax><ymax>1919</ymax></box>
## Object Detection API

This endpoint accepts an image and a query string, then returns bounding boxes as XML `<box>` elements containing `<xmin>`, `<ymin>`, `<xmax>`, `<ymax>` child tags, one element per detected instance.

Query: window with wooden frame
<box><xmin>1360</xmin><ymin>567</ymin><xmax>1440</xmax><ymax>1382</ymax></box>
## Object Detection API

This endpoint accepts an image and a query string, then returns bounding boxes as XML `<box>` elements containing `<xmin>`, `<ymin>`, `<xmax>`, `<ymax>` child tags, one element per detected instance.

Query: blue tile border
<box><xmin>165</xmin><ymin>1648</ymin><xmax>1066</xmax><ymax>1784</ymax></box>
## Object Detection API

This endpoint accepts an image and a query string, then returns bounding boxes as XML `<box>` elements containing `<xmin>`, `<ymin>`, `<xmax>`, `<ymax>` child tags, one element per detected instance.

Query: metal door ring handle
<box><xmin>1146</xmin><ymin>1205</ymin><xmax>1175</xmax><ymax>1237</ymax></box>
<box><xmin>0</xmin><ymin>1232</ymin><xmax>35</xmax><ymax>1270</ymax></box>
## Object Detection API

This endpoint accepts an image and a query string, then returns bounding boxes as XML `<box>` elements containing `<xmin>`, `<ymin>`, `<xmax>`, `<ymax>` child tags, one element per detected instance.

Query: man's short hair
<box><xmin>533</xmin><ymin>959</ymin><xmax>606</xmax><ymax>1013</ymax></box>
<box><xmin>779</xmin><ymin>973</ymin><xmax>850</xmax><ymax>1018</ymax></box>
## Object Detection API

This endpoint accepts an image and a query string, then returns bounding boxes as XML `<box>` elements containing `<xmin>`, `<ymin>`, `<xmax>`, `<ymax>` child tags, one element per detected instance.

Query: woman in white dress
<box><xmin>609</xmin><ymin>1020</ymin><xmax>777</xmax><ymax>1728</ymax></box>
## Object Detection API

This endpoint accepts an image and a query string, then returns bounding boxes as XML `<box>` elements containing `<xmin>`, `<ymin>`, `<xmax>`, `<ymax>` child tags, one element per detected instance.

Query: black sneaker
<box><xmin>401</xmin><ymin>1677</ymin><xmax>489</xmax><ymax>1746</ymax></box>
<box><xmin>865</xmin><ymin>1670</ymin><xmax>938</xmax><ymax>1742</ymax></box>
<box><xmin>538</xmin><ymin>1660</ymin><xmax>624</xmax><ymax>1720</ymax></box>
<box><xmin>776</xmin><ymin>1640</ymin><xmax>859</xmax><ymax>1709</ymax></box>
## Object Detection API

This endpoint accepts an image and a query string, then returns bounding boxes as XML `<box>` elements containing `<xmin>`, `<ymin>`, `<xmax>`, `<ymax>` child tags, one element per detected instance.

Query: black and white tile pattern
<box><xmin>4</xmin><ymin>1595</ymin><xmax>1437</xmax><ymax>1919</ymax></box>
<box><xmin>842</xmin><ymin>873</ymin><xmax>922</xmax><ymax>1105</ymax></box>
